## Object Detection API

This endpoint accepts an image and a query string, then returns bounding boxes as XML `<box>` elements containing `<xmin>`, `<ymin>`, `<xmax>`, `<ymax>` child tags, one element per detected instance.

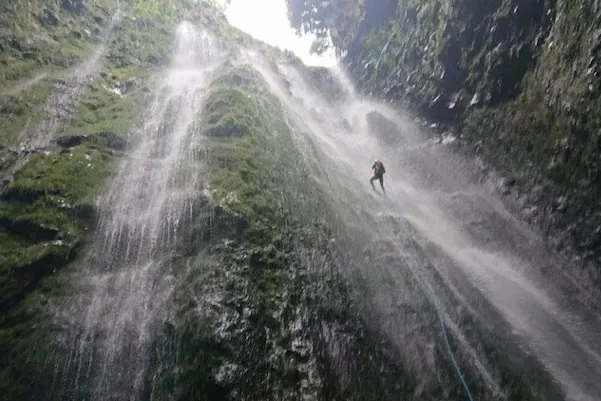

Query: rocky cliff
<box><xmin>0</xmin><ymin>1</ymin><xmax>470</xmax><ymax>400</ymax></box>
<box><xmin>0</xmin><ymin>1</ymin><xmax>580</xmax><ymax>400</ymax></box>
<box><xmin>286</xmin><ymin>0</ymin><xmax>601</xmax><ymax>294</ymax></box>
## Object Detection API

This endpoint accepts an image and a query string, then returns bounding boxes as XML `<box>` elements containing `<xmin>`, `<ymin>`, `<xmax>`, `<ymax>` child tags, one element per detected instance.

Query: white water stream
<box><xmin>58</xmin><ymin>23</ymin><xmax>226</xmax><ymax>400</ymax></box>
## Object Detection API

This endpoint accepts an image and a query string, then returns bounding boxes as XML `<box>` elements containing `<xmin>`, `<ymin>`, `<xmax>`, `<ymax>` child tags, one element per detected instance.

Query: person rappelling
<box><xmin>370</xmin><ymin>159</ymin><xmax>386</xmax><ymax>194</ymax></box>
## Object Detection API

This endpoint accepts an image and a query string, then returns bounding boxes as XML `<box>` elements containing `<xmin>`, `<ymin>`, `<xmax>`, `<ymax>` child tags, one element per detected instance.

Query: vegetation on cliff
<box><xmin>0</xmin><ymin>0</ymin><xmax>265</xmax><ymax>320</ymax></box>
<box><xmin>142</xmin><ymin>64</ymin><xmax>417</xmax><ymax>401</ymax></box>
<box><xmin>1</xmin><ymin>3</ymin><xmax>420</xmax><ymax>400</ymax></box>
<box><xmin>0</xmin><ymin>0</ymin><xmax>592</xmax><ymax>399</ymax></box>
<box><xmin>0</xmin><ymin>1</ymin><xmax>218</xmax><ymax>398</ymax></box>
<box><xmin>0</xmin><ymin>0</ymin><xmax>194</xmax><ymax>322</ymax></box>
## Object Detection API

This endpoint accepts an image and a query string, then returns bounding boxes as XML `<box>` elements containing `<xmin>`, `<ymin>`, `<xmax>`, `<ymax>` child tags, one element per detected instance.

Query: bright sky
<box><xmin>219</xmin><ymin>0</ymin><xmax>337</xmax><ymax>67</ymax></box>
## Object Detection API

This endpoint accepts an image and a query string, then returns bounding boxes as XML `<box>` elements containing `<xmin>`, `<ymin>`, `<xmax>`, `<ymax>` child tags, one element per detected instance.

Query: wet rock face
<box><xmin>455</xmin><ymin>0</ymin><xmax>601</xmax><ymax>284</ymax></box>
<box><xmin>286</xmin><ymin>0</ymin><xmax>601</xmax><ymax>286</ymax></box>
<box><xmin>141</xmin><ymin>66</ymin><xmax>418</xmax><ymax>401</ymax></box>
<box><xmin>0</xmin><ymin>134</ymin><xmax>121</xmax><ymax>320</ymax></box>
<box><xmin>306</xmin><ymin>66</ymin><xmax>346</xmax><ymax>102</ymax></box>
<box><xmin>366</xmin><ymin>110</ymin><xmax>406</xmax><ymax>147</ymax></box>
<box><xmin>341</xmin><ymin>0</ymin><xmax>554</xmax><ymax>118</ymax></box>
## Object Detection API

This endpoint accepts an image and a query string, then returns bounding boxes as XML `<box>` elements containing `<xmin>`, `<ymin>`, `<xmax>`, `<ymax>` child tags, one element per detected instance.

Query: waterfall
<box><xmin>56</xmin><ymin>22</ymin><xmax>226</xmax><ymax>400</ymax></box>
<box><xmin>13</xmin><ymin>16</ymin><xmax>598</xmax><ymax>401</ymax></box>
<box><xmin>247</xmin><ymin>58</ymin><xmax>601</xmax><ymax>401</ymax></box>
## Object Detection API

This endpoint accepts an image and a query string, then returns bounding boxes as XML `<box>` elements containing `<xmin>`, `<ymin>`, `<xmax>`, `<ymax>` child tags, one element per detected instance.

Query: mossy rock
<box><xmin>140</xmin><ymin>62</ymin><xmax>419</xmax><ymax>401</ymax></box>
<box><xmin>5</xmin><ymin>146</ymin><xmax>116</xmax><ymax>202</ymax></box>
<box><xmin>0</xmin><ymin>79</ymin><xmax>55</xmax><ymax>147</ymax></box>
<box><xmin>0</xmin><ymin>232</ymin><xmax>78</xmax><ymax>313</ymax></box>
<box><xmin>0</xmin><ymin>131</ymin><xmax>122</xmax><ymax>323</ymax></box>
<box><xmin>0</xmin><ymin>0</ymin><xmax>115</xmax><ymax>83</ymax></box>
<box><xmin>55</xmin><ymin>130</ymin><xmax>127</xmax><ymax>150</ymax></box>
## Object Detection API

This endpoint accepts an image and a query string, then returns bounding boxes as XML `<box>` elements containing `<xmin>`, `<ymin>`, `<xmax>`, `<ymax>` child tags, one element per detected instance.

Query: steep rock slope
<box><xmin>0</xmin><ymin>2</ymin><xmax>422</xmax><ymax>400</ymax></box>
<box><xmin>0</xmin><ymin>1</ymin><xmax>575</xmax><ymax>400</ymax></box>
<box><xmin>286</xmin><ymin>0</ymin><xmax>601</xmax><ymax>292</ymax></box>
<box><xmin>0</xmin><ymin>0</ymin><xmax>195</xmax><ymax>327</ymax></box>
<box><xmin>0</xmin><ymin>0</ymin><xmax>286</xmax><ymax>326</ymax></box>
<box><xmin>141</xmin><ymin>63</ymin><xmax>417</xmax><ymax>401</ymax></box>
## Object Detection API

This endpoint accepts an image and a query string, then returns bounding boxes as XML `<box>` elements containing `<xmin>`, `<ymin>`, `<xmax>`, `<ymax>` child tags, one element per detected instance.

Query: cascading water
<box><xmin>56</xmin><ymin>23</ymin><xmax>225</xmax><ymax>400</ymax></box>
<box><xmin>18</xmin><ymin>15</ymin><xmax>597</xmax><ymax>399</ymax></box>
<box><xmin>246</xmin><ymin>56</ymin><xmax>601</xmax><ymax>400</ymax></box>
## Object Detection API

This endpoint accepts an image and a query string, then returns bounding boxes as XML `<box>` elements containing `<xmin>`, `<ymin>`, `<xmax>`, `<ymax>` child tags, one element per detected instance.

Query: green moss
<box><xmin>0</xmin><ymin>0</ymin><xmax>120</xmax><ymax>147</ymax></box>
<box><xmin>358</xmin><ymin>0</ymin><xmax>446</xmax><ymax>85</ymax></box>
<box><xmin>0</xmin><ymin>229</ymin><xmax>77</xmax><ymax>313</ymax></box>
<box><xmin>0</xmin><ymin>79</ymin><xmax>55</xmax><ymax>146</ymax></box>
<box><xmin>0</xmin><ymin>0</ymin><xmax>139</xmax><ymax>332</ymax></box>
<box><xmin>0</xmin><ymin>201</ymin><xmax>76</xmax><ymax>239</ymax></box>
<box><xmin>0</xmin><ymin>233</ymin><xmax>74</xmax><ymax>276</ymax></box>
<box><xmin>0</xmin><ymin>0</ymin><xmax>114</xmax><ymax>83</ymax></box>
<box><xmin>202</xmin><ymin>67</ymin><xmax>295</xmax><ymax>240</ymax></box>
<box><xmin>0</xmin><ymin>318</ymin><xmax>59</xmax><ymax>399</ymax></box>
<box><xmin>145</xmin><ymin>65</ymin><xmax>320</xmax><ymax>399</ymax></box>
<box><xmin>0</xmin><ymin>136</ymin><xmax>121</xmax><ymax>326</ymax></box>
<box><xmin>132</xmin><ymin>0</ymin><xmax>182</xmax><ymax>26</ymax></box>
<box><xmin>62</xmin><ymin>77</ymin><xmax>145</xmax><ymax>138</ymax></box>
<box><xmin>7</xmin><ymin>145</ymin><xmax>116</xmax><ymax>202</ymax></box>
<box><xmin>203</xmin><ymin>86</ymin><xmax>264</xmax><ymax>138</ymax></box>
<box><xmin>0</xmin><ymin>256</ymin><xmax>79</xmax><ymax>400</ymax></box>
<box><xmin>107</xmin><ymin>17</ymin><xmax>173</xmax><ymax>68</ymax></box>
<box><xmin>0</xmin><ymin>134</ymin><xmax>123</xmax><ymax>401</ymax></box>
<box><xmin>0</xmin><ymin>57</ymin><xmax>45</xmax><ymax>84</ymax></box>
<box><xmin>461</xmin><ymin>0</ymin><xmax>601</xmax><ymax>193</ymax></box>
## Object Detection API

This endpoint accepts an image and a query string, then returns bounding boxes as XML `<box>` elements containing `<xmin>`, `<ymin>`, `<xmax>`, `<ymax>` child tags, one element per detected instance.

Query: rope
<box><xmin>380</xmin><ymin>218</ymin><xmax>479</xmax><ymax>400</ymax></box>
<box><xmin>436</xmin><ymin>307</ymin><xmax>476</xmax><ymax>401</ymax></box>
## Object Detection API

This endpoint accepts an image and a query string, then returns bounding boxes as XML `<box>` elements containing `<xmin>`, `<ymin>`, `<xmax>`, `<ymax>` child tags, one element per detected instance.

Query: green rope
<box><xmin>437</xmin><ymin>308</ymin><xmax>476</xmax><ymax>401</ymax></box>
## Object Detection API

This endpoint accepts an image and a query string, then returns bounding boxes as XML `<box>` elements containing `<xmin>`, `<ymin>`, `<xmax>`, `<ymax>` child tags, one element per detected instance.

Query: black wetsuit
<box><xmin>370</xmin><ymin>161</ymin><xmax>386</xmax><ymax>193</ymax></box>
